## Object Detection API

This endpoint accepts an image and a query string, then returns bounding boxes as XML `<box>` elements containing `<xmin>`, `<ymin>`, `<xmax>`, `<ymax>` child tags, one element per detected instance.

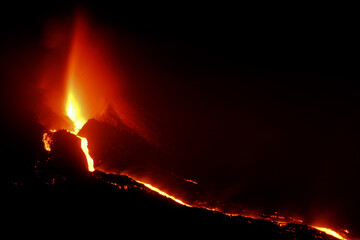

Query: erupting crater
<box><xmin>38</xmin><ymin>9</ymin><xmax>352</xmax><ymax>240</ymax></box>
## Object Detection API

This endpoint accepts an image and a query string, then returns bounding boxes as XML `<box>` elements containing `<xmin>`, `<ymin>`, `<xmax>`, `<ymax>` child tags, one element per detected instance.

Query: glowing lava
<box><xmin>313</xmin><ymin>226</ymin><xmax>348</xmax><ymax>240</ymax></box>
<box><xmin>42</xmin><ymin>93</ymin><xmax>95</xmax><ymax>173</ymax></box>
<box><xmin>136</xmin><ymin>180</ymin><xmax>192</xmax><ymax>207</ymax></box>
<box><xmin>66</xmin><ymin>95</ymin><xmax>95</xmax><ymax>172</ymax></box>
<box><xmin>66</xmin><ymin>92</ymin><xmax>86</xmax><ymax>133</ymax></box>
<box><xmin>42</xmin><ymin>132</ymin><xmax>53</xmax><ymax>152</ymax></box>
<box><xmin>42</xmin><ymin>58</ymin><xmax>96</xmax><ymax>172</ymax></box>
<box><xmin>64</xmin><ymin>89</ymin><xmax>94</xmax><ymax>172</ymax></box>
<box><xmin>79</xmin><ymin>137</ymin><xmax>94</xmax><ymax>172</ymax></box>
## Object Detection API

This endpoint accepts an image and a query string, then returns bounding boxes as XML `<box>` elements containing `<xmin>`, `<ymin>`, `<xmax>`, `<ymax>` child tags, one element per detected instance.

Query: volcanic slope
<box><xmin>3</xmin><ymin>128</ymin><xmax>343</xmax><ymax>239</ymax></box>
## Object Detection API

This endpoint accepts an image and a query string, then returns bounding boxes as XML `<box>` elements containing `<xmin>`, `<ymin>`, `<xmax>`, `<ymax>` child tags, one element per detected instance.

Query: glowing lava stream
<box><xmin>79</xmin><ymin>136</ymin><xmax>94</xmax><ymax>172</ymax></box>
<box><xmin>135</xmin><ymin>180</ymin><xmax>192</xmax><ymax>207</ymax></box>
<box><xmin>42</xmin><ymin>92</ymin><xmax>95</xmax><ymax>172</ymax></box>
<box><xmin>66</xmin><ymin>93</ymin><xmax>95</xmax><ymax>172</ymax></box>
<box><xmin>313</xmin><ymin>226</ymin><xmax>348</xmax><ymax>240</ymax></box>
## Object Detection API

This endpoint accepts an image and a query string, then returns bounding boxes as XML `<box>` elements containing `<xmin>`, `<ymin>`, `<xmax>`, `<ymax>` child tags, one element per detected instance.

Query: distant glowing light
<box><xmin>183</xmin><ymin>178</ymin><xmax>198</xmax><ymax>184</ymax></box>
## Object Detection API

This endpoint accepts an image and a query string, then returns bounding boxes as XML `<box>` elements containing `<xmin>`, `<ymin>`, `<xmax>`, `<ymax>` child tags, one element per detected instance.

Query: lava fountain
<box><xmin>42</xmin><ymin>85</ymin><xmax>95</xmax><ymax>172</ymax></box>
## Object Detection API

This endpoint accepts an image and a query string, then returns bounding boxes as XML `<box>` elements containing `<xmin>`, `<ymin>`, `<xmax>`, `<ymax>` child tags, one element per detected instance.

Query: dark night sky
<box><xmin>1</xmin><ymin>1</ymin><xmax>358</xmax><ymax>237</ymax></box>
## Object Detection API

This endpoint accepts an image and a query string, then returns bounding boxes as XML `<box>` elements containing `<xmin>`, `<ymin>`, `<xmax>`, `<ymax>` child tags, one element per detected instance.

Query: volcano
<box><xmin>1</xmin><ymin>2</ymin><xmax>358</xmax><ymax>240</ymax></box>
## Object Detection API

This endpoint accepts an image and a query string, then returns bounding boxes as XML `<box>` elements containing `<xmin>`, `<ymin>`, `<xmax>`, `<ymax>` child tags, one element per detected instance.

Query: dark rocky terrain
<box><xmin>2</xmin><ymin>120</ymin><xmax>344</xmax><ymax>239</ymax></box>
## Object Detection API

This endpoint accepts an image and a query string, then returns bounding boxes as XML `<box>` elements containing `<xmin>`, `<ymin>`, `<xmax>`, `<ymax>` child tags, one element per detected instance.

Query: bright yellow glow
<box><xmin>42</xmin><ymin>132</ymin><xmax>52</xmax><ymax>152</ymax></box>
<box><xmin>313</xmin><ymin>226</ymin><xmax>347</xmax><ymax>240</ymax></box>
<box><xmin>65</xmin><ymin>90</ymin><xmax>94</xmax><ymax>172</ymax></box>
<box><xmin>80</xmin><ymin>136</ymin><xmax>95</xmax><ymax>172</ymax></box>
<box><xmin>66</xmin><ymin>92</ymin><xmax>85</xmax><ymax>133</ymax></box>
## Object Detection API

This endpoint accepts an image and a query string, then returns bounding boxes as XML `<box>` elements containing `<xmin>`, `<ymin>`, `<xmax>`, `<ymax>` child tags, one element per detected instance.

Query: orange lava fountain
<box><xmin>41</xmin><ymin>11</ymin><xmax>100</xmax><ymax>172</ymax></box>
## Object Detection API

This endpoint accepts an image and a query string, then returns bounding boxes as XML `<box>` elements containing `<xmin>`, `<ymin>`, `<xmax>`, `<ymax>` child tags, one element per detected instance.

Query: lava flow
<box><xmin>135</xmin><ymin>179</ymin><xmax>192</xmax><ymax>207</ymax></box>
<box><xmin>313</xmin><ymin>226</ymin><xmax>348</xmax><ymax>240</ymax></box>
<box><xmin>65</xmin><ymin>91</ymin><xmax>94</xmax><ymax>172</ymax></box>
<box><xmin>42</xmin><ymin>93</ymin><xmax>95</xmax><ymax>172</ymax></box>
